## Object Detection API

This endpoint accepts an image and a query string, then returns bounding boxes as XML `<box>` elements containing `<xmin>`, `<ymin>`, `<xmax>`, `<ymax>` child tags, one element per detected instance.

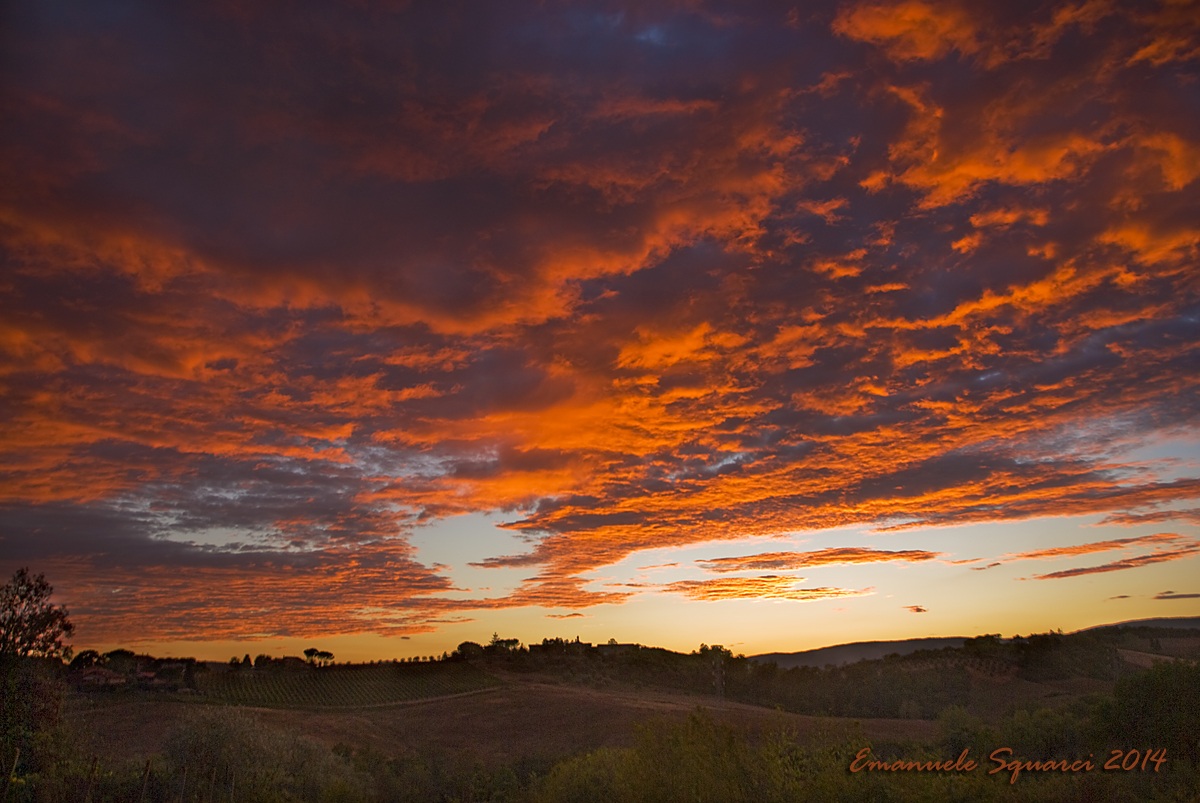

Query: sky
<box><xmin>1</xmin><ymin>0</ymin><xmax>1198</xmax><ymax>663</ymax></box>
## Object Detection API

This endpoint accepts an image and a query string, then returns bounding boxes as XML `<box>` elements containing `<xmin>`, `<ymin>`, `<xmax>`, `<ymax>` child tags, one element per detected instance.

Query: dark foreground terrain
<box><xmin>4</xmin><ymin>623</ymin><xmax>1199</xmax><ymax>801</ymax></box>
<box><xmin>64</xmin><ymin>675</ymin><xmax>936</xmax><ymax>765</ymax></box>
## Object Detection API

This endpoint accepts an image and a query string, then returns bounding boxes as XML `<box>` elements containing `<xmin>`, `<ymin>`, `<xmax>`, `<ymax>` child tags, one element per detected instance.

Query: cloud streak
<box><xmin>652</xmin><ymin>576</ymin><xmax>873</xmax><ymax>603</ymax></box>
<box><xmin>0</xmin><ymin>0</ymin><xmax>1197</xmax><ymax>643</ymax></box>
<box><xmin>696</xmin><ymin>547</ymin><xmax>942</xmax><ymax>573</ymax></box>
<box><xmin>1154</xmin><ymin>591</ymin><xmax>1200</xmax><ymax>601</ymax></box>
<box><xmin>1027</xmin><ymin>538</ymin><xmax>1200</xmax><ymax>580</ymax></box>
<box><xmin>1004</xmin><ymin>533</ymin><xmax>1194</xmax><ymax>563</ymax></box>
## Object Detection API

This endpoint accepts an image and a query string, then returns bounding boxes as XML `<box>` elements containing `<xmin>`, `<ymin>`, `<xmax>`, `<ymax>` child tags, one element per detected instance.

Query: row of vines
<box><xmin>196</xmin><ymin>662</ymin><xmax>499</xmax><ymax>708</ymax></box>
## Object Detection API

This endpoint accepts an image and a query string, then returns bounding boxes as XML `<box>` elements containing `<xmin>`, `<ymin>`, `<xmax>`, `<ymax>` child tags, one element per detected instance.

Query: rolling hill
<box><xmin>750</xmin><ymin>616</ymin><xmax>1200</xmax><ymax>669</ymax></box>
<box><xmin>751</xmin><ymin>637</ymin><xmax>967</xmax><ymax>669</ymax></box>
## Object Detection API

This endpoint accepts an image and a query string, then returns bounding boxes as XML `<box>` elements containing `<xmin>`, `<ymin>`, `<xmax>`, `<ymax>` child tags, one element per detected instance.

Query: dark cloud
<box><xmin>1</xmin><ymin>0</ymin><xmax>1197</xmax><ymax>643</ymax></box>
<box><xmin>1099</xmin><ymin>509</ymin><xmax>1200</xmax><ymax>527</ymax></box>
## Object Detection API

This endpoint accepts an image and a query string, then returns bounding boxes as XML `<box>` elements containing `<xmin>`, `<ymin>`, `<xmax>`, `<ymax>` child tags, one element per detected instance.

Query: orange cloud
<box><xmin>946</xmin><ymin>533</ymin><xmax>1200</xmax><ymax>582</ymax></box>
<box><xmin>833</xmin><ymin>1</ymin><xmax>980</xmax><ymax>62</ymax></box>
<box><xmin>1002</xmin><ymin>532</ymin><xmax>1191</xmax><ymax>562</ymax></box>
<box><xmin>696</xmin><ymin>546</ymin><xmax>942</xmax><ymax>572</ymax></box>
<box><xmin>2</xmin><ymin>0</ymin><xmax>1197</xmax><ymax>651</ymax></box>
<box><xmin>1126</xmin><ymin>0</ymin><xmax>1200</xmax><ymax>66</ymax></box>
<box><xmin>1099</xmin><ymin>221</ymin><xmax>1200</xmax><ymax>267</ymax></box>
<box><xmin>616</xmin><ymin>323</ymin><xmax>747</xmax><ymax>370</ymax></box>
<box><xmin>656</xmin><ymin>576</ymin><xmax>872</xmax><ymax>602</ymax></box>
<box><xmin>1030</xmin><ymin>540</ymin><xmax>1200</xmax><ymax>580</ymax></box>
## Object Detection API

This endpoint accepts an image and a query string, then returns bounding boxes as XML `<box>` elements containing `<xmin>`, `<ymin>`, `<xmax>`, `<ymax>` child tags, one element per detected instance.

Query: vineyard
<box><xmin>196</xmin><ymin>661</ymin><xmax>500</xmax><ymax>708</ymax></box>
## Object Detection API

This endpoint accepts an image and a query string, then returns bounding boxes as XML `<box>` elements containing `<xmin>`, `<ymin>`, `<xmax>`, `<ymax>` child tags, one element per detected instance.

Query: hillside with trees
<box><xmin>4</xmin><ymin>568</ymin><xmax>1199</xmax><ymax>801</ymax></box>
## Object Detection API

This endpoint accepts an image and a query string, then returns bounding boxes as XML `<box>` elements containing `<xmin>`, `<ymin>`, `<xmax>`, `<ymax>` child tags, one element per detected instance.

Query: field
<box><xmin>64</xmin><ymin>672</ymin><xmax>936</xmax><ymax>766</ymax></box>
<box><xmin>39</xmin><ymin>631</ymin><xmax>1200</xmax><ymax>801</ymax></box>
<box><xmin>193</xmin><ymin>661</ymin><xmax>498</xmax><ymax>708</ymax></box>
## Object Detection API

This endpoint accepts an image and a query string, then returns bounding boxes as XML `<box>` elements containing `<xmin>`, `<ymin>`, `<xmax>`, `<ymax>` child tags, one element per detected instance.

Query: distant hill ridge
<box><xmin>752</xmin><ymin>616</ymin><xmax>1200</xmax><ymax>669</ymax></box>
<box><xmin>1075</xmin><ymin>616</ymin><xmax>1200</xmax><ymax>633</ymax></box>
<box><xmin>751</xmin><ymin>637</ymin><xmax>967</xmax><ymax>669</ymax></box>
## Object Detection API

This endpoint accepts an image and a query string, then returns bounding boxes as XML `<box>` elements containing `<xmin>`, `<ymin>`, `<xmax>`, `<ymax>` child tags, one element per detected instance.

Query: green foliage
<box><xmin>528</xmin><ymin>707</ymin><xmax>1199</xmax><ymax>803</ymax></box>
<box><xmin>0</xmin><ymin>657</ymin><xmax>66</xmax><ymax>776</ymax></box>
<box><xmin>1105</xmin><ymin>659</ymin><xmax>1200</xmax><ymax>767</ymax></box>
<box><xmin>4</xmin><ymin>709</ymin><xmax>374</xmax><ymax>801</ymax></box>
<box><xmin>0</xmin><ymin>569</ymin><xmax>78</xmax><ymax>770</ymax></box>
<box><xmin>937</xmin><ymin>705</ymin><xmax>990</xmax><ymax>754</ymax></box>
<box><xmin>531</xmin><ymin>746</ymin><xmax>633</xmax><ymax>803</ymax></box>
<box><xmin>996</xmin><ymin>706</ymin><xmax>1088</xmax><ymax>761</ymax></box>
<box><xmin>530</xmin><ymin>710</ymin><xmax>859</xmax><ymax>803</ymax></box>
<box><xmin>161</xmin><ymin>707</ymin><xmax>371</xmax><ymax>802</ymax></box>
<box><xmin>731</xmin><ymin>655</ymin><xmax>972</xmax><ymax>719</ymax></box>
<box><xmin>332</xmin><ymin>743</ymin><xmax>525</xmax><ymax>802</ymax></box>
<box><xmin>1014</xmin><ymin>633</ymin><xmax>1119</xmax><ymax>681</ymax></box>
<box><xmin>513</xmin><ymin>636</ymin><xmax>983</xmax><ymax>719</ymax></box>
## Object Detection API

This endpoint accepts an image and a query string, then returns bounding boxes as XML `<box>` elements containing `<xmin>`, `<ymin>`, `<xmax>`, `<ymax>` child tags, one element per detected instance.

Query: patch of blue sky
<box><xmin>409</xmin><ymin>511</ymin><xmax>533</xmax><ymax>600</ymax></box>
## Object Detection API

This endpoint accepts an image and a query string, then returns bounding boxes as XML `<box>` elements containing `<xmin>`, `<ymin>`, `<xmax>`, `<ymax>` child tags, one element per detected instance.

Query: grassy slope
<box><xmin>61</xmin><ymin>625</ymin><xmax>1199</xmax><ymax>769</ymax></box>
<box><xmin>62</xmin><ymin>673</ymin><xmax>936</xmax><ymax>765</ymax></box>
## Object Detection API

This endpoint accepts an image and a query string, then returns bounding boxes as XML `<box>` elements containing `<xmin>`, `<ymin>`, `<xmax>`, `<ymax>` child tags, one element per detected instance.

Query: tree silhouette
<box><xmin>304</xmin><ymin>647</ymin><xmax>319</xmax><ymax>665</ymax></box>
<box><xmin>0</xmin><ymin>568</ymin><xmax>75</xmax><ymax>660</ymax></box>
<box><xmin>486</xmin><ymin>633</ymin><xmax>519</xmax><ymax>653</ymax></box>
<box><xmin>1</xmin><ymin>569</ymin><xmax>74</xmax><ymax>776</ymax></box>
<box><xmin>455</xmin><ymin>641</ymin><xmax>484</xmax><ymax>660</ymax></box>
<box><xmin>69</xmin><ymin>649</ymin><xmax>103</xmax><ymax>670</ymax></box>
<box><xmin>104</xmin><ymin>649</ymin><xmax>138</xmax><ymax>675</ymax></box>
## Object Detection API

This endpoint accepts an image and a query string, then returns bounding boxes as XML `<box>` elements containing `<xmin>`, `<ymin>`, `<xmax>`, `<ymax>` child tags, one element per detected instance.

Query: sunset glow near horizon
<box><xmin>2</xmin><ymin>0</ymin><xmax>1198</xmax><ymax>663</ymax></box>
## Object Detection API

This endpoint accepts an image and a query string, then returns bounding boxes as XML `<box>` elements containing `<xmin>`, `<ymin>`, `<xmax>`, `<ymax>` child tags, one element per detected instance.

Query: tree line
<box><xmin>4</xmin><ymin>567</ymin><xmax>1199</xmax><ymax>800</ymax></box>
